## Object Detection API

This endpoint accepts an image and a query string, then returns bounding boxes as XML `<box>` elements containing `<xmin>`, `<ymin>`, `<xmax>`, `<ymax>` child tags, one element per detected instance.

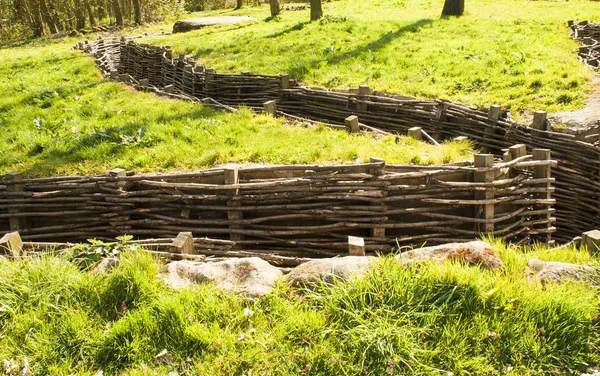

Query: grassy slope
<box><xmin>0</xmin><ymin>38</ymin><xmax>471</xmax><ymax>177</ymax></box>
<box><xmin>0</xmin><ymin>239</ymin><xmax>599</xmax><ymax>375</ymax></box>
<box><xmin>143</xmin><ymin>0</ymin><xmax>600</xmax><ymax>114</ymax></box>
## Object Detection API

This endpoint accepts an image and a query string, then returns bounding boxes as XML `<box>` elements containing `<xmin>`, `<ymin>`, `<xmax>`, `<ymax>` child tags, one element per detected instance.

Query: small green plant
<box><xmin>66</xmin><ymin>235</ymin><xmax>133</xmax><ymax>270</ymax></box>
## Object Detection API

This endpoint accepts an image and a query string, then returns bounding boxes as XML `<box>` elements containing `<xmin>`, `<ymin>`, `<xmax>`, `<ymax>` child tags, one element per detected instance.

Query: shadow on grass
<box><xmin>262</xmin><ymin>21</ymin><xmax>309</xmax><ymax>39</ymax></box>
<box><xmin>287</xmin><ymin>18</ymin><xmax>436</xmax><ymax>82</ymax></box>
<box><xmin>24</xmin><ymin>105</ymin><xmax>217</xmax><ymax>176</ymax></box>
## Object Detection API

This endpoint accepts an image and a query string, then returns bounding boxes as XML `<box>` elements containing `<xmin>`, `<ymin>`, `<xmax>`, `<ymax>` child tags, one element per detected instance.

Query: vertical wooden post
<box><xmin>533</xmin><ymin>149</ymin><xmax>553</xmax><ymax>243</ymax></box>
<box><xmin>532</xmin><ymin>111</ymin><xmax>549</xmax><ymax>137</ymax></box>
<box><xmin>345</xmin><ymin>115</ymin><xmax>360</xmax><ymax>133</ymax></box>
<box><xmin>280</xmin><ymin>74</ymin><xmax>290</xmax><ymax>90</ymax></box>
<box><xmin>0</xmin><ymin>231</ymin><xmax>23</xmax><ymax>258</ymax></box>
<box><xmin>263</xmin><ymin>100</ymin><xmax>277</xmax><ymax>116</ymax></box>
<box><xmin>357</xmin><ymin>85</ymin><xmax>371</xmax><ymax>112</ymax></box>
<box><xmin>225</xmin><ymin>167</ymin><xmax>244</xmax><ymax>247</ymax></box>
<box><xmin>408</xmin><ymin>127</ymin><xmax>422</xmax><ymax>141</ymax></box>
<box><xmin>6</xmin><ymin>172</ymin><xmax>26</xmax><ymax>231</ymax></box>
<box><xmin>474</xmin><ymin>154</ymin><xmax>495</xmax><ymax>234</ymax></box>
<box><xmin>205</xmin><ymin>69</ymin><xmax>215</xmax><ymax>97</ymax></box>
<box><xmin>169</xmin><ymin>232</ymin><xmax>195</xmax><ymax>254</ymax></box>
<box><xmin>433</xmin><ymin>100</ymin><xmax>449</xmax><ymax>141</ymax></box>
<box><xmin>484</xmin><ymin>105</ymin><xmax>502</xmax><ymax>153</ymax></box>
<box><xmin>110</xmin><ymin>168</ymin><xmax>127</xmax><ymax>190</ymax></box>
<box><xmin>508</xmin><ymin>144</ymin><xmax>526</xmax><ymax>178</ymax></box>
<box><xmin>348</xmin><ymin>236</ymin><xmax>366</xmax><ymax>256</ymax></box>
<box><xmin>369</xmin><ymin>158</ymin><xmax>386</xmax><ymax>239</ymax></box>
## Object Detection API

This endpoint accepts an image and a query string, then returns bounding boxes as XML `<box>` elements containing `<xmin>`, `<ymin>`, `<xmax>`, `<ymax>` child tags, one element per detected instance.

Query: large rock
<box><xmin>162</xmin><ymin>257</ymin><xmax>282</xmax><ymax>298</ymax></box>
<box><xmin>526</xmin><ymin>259</ymin><xmax>598</xmax><ymax>284</ymax></box>
<box><xmin>286</xmin><ymin>256</ymin><xmax>376</xmax><ymax>288</ymax></box>
<box><xmin>173</xmin><ymin>16</ymin><xmax>255</xmax><ymax>33</ymax></box>
<box><xmin>396</xmin><ymin>241</ymin><xmax>504</xmax><ymax>270</ymax></box>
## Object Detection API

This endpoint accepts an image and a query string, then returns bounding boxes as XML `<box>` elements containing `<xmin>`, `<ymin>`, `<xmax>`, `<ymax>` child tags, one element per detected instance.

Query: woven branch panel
<box><xmin>70</xmin><ymin>32</ymin><xmax>600</xmax><ymax>243</ymax></box>
<box><xmin>1</xmin><ymin>154</ymin><xmax>555</xmax><ymax>254</ymax></box>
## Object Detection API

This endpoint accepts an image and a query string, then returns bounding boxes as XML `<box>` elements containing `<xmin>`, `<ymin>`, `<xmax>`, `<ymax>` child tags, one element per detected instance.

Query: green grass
<box><xmin>0</xmin><ymin>240</ymin><xmax>599</xmax><ymax>375</ymax></box>
<box><xmin>0</xmin><ymin>38</ymin><xmax>471</xmax><ymax>177</ymax></box>
<box><xmin>142</xmin><ymin>0</ymin><xmax>600</xmax><ymax>114</ymax></box>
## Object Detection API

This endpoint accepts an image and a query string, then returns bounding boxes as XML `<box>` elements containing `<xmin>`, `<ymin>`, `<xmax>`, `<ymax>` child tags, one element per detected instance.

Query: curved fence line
<box><xmin>68</xmin><ymin>32</ymin><xmax>600</xmax><ymax>242</ymax></box>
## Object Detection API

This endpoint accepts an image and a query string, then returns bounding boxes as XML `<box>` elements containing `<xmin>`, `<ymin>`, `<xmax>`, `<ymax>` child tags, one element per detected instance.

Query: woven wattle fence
<box><xmin>68</xmin><ymin>34</ymin><xmax>600</xmax><ymax>243</ymax></box>
<box><xmin>0</xmin><ymin>150</ymin><xmax>555</xmax><ymax>260</ymax></box>
<box><xmin>570</xmin><ymin>20</ymin><xmax>600</xmax><ymax>68</ymax></box>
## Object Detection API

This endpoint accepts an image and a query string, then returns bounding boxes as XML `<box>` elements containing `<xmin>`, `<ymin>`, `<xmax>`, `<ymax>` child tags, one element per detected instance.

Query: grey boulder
<box><xmin>162</xmin><ymin>257</ymin><xmax>282</xmax><ymax>298</ymax></box>
<box><xmin>396</xmin><ymin>241</ymin><xmax>504</xmax><ymax>270</ymax></box>
<box><xmin>286</xmin><ymin>256</ymin><xmax>376</xmax><ymax>288</ymax></box>
<box><xmin>526</xmin><ymin>259</ymin><xmax>598</xmax><ymax>284</ymax></box>
<box><xmin>173</xmin><ymin>16</ymin><xmax>255</xmax><ymax>33</ymax></box>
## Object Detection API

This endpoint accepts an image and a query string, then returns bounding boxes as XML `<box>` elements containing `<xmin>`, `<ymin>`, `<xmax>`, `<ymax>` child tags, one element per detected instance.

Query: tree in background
<box><xmin>269</xmin><ymin>0</ymin><xmax>280</xmax><ymax>17</ymax></box>
<box><xmin>0</xmin><ymin>0</ymin><xmax>182</xmax><ymax>39</ymax></box>
<box><xmin>309</xmin><ymin>0</ymin><xmax>322</xmax><ymax>21</ymax></box>
<box><xmin>235</xmin><ymin>0</ymin><xmax>242</xmax><ymax>9</ymax></box>
<box><xmin>441</xmin><ymin>0</ymin><xmax>464</xmax><ymax>16</ymax></box>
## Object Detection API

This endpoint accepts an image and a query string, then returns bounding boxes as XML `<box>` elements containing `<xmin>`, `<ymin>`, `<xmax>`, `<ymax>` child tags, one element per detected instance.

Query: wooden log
<box><xmin>168</xmin><ymin>232</ymin><xmax>194</xmax><ymax>254</ymax></box>
<box><xmin>474</xmin><ymin>154</ymin><xmax>495</xmax><ymax>233</ymax></box>
<box><xmin>0</xmin><ymin>231</ymin><xmax>22</xmax><ymax>257</ymax></box>
<box><xmin>348</xmin><ymin>236</ymin><xmax>366</xmax><ymax>256</ymax></box>
<box><xmin>6</xmin><ymin>172</ymin><xmax>27</xmax><ymax>231</ymax></box>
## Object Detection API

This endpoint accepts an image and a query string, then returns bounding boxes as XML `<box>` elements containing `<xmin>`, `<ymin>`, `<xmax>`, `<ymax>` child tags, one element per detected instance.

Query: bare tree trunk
<box><xmin>73</xmin><ymin>0</ymin><xmax>86</xmax><ymax>29</ymax></box>
<box><xmin>268</xmin><ymin>0</ymin><xmax>279</xmax><ymax>16</ymax></box>
<box><xmin>441</xmin><ymin>0</ymin><xmax>464</xmax><ymax>16</ymax></box>
<box><xmin>30</xmin><ymin>0</ymin><xmax>46</xmax><ymax>36</ymax></box>
<box><xmin>85</xmin><ymin>0</ymin><xmax>96</xmax><ymax>26</ymax></box>
<box><xmin>309</xmin><ymin>0</ymin><xmax>322</xmax><ymax>21</ymax></box>
<box><xmin>235</xmin><ymin>0</ymin><xmax>242</xmax><ymax>9</ymax></box>
<box><xmin>39</xmin><ymin>0</ymin><xmax>58</xmax><ymax>33</ymax></box>
<box><xmin>112</xmin><ymin>0</ymin><xmax>123</xmax><ymax>26</ymax></box>
<box><xmin>132</xmin><ymin>0</ymin><xmax>141</xmax><ymax>24</ymax></box>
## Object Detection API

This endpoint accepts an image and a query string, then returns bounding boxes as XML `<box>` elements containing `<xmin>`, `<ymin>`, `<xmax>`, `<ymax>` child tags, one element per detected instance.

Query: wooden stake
<box><xmin>6</xmin><ymin>172</ymin><xmax>26</xmax><ymax>231</ymax></box>
<box><xmin>582</xmin><ymin>230</ymin><xmax>600</xmax><ymax>253</ymax></box>
<box><xmin>370</xmin><ymin>158</ymin><xmax>386</xmax><ymax>239</ymax></box>
<box><xmin>357</xmin><ymin>85</ymin><xmax>371</xmax><ymax>112</ymax></box>
<box><xmin>345</xmin><ymin>115</ymin><xmax>360</xmax><ymax>133</ymax></box>
<box><xmin>280</xmin><ymin>74</ymin><xmax>290</xmax><ymax>90</ymax></box>
<box><xmin>533</xmin><ymin>149</ymin><xmax>552</xmax><ymax>243</ymax></box>
<box><xmin>532</xmin><ymin>111</ymin><xmax>549</xmax><ymax>137</ymax></box>
<box><xmin>169</xmin><ymin>232</ymin><xmax>194</xmax><ymax>254</ymax></box>
<box><xmin>474</xmin><ymin>154</ymin><xmax>495</xmax><ymax>233</ymax></box>
<box><xmin>348</xmin><ymin>236</ymin><xmax>366</xmax><ymax>256</ymax></box>
<box><xmin>225</xmin><ymin>167</ymin><xmax>244</xmax><ymax>247</ymax></box>
<box><xmin>408</xmin><ymin>127</ymin><xmax>422</xmax><ymax>141</ymax></box>
<box><xmin>264</xmin><ymin>100</ymin><xmax>277</xmax><ymax>116</ymax></box>
<box><xmin>484</xmin><ymin>105</ymin><xmax>502</xmax><ymax>153</ymax></box>
<box><xmin>0</xmin><ymin>231</ymin><xmax>23</xmax><ymax>257</ymax></box>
